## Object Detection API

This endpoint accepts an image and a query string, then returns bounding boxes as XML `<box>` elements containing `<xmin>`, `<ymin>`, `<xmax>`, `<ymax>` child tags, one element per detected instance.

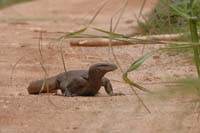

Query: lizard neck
<box><xmin>88</xmin><ymin>69</ymin><xmax>105</xmax><ymax>88</ymax></box>
<box><xmin>87</xmin><ymin>63</ymin><xmax>117</xmax><ymax>89</ymax></box>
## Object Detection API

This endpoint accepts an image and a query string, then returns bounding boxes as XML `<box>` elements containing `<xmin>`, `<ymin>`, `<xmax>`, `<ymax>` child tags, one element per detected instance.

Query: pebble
<box><xmin>3</xmin><ymin>105</ymin><xmax>8</xmax><ymax>109</ymax></box>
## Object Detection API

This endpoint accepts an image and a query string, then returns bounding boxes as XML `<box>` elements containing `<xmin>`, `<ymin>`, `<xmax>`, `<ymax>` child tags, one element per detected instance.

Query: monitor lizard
<box><xmin>27</xmin><ymin>63</ymin><xmax>122</xmax><ymax>96</ymax></box>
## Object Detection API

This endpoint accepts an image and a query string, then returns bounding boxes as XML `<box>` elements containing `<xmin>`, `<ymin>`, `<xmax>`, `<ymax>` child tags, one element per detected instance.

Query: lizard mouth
<box><xmin>105</xmin><ymin>63</ymin><xmax>117</xmax><ymax>71</ymax></box>
<box><xmin>88</xmin><ymin>63</ymin><xmax>118</xmax><ymax>78</ymax></box>
<box><xmin>89</xmin><ymin>63</ymin><xmax>118</xmax><ymax>75</ymax></box>
<box><xmin>96</xmin><ymin>63</ymin><xmax>118</xmax><ymax>72</ymax></box>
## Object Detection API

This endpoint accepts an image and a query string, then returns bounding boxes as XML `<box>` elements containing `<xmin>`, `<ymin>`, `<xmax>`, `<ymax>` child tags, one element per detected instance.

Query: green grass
<box><xmin>122</xmin><ymin>0</ymin><xmax>200</xmax><ymax>98</ymax></box>
<box><xmin>0</xmin><ymin>0</ymin><xmax>33</xmax><ymax>9</ymax></box>
<box><xmin>137</xmin><ymin>0</ymin><xmax>200</xmax><ymax>35</ymax></box>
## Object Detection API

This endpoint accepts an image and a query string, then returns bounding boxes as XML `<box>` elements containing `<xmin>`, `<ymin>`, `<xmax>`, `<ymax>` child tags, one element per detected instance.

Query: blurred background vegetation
<box><xmin>137</xmin><ymin>0</ymin><xmax>200</xmax><ymax>35</ymax></box>
<box><xmin>0</xmin><ymin>0</ymin><xmax>32</xmax><ymax>9</ymax></box>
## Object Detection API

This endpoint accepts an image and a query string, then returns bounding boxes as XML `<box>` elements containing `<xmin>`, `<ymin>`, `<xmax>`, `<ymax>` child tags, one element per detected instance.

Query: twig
<box><xmin>10</xmin><ymin>56</ymin><xmax>25</xmax><ymax>86</ymax></box>
<box><xmin>113</xmin><ymin>0</ymin><xmax>128</xmax><ymax>32</ymax></box>
<box><xmin>37</xmin><ymin>31</ymin><xmax>49</xmax><ymax>94</ymax></box>
<box><xmin>35</xmin><ymin>30</ymin><xmax>59</xmax><ymax>108</ymax></box>
<box><xmin>138</xmin><ymin>0</ymin><xmax>147</xmax><ymax>19</ymax></box>
<box><xmin>70</xmin><ymin>39</ymin><xmax>131</xmax><ymax>47</ymax></box>
<box><xmin>69</xmin><ymin>32</ymin><xmax>200</xmax><ymax>47</ymax></box>
<box><xmin>59</xmin><ymin>38</ymin><xmax>68</xmax><ymax>79</ymax></box>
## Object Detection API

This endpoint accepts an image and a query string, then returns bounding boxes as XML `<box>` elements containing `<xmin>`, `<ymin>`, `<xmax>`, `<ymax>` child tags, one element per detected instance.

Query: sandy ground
<box><xmin>0</xmin><ymin>0</ymin><xmax>200</xmax><ymax>132</ymax></box>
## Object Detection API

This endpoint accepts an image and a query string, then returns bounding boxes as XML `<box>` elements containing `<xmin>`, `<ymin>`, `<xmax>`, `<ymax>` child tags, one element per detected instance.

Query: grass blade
<box><xmin>87</xmin><ymin>0</ymin><xmax>109</xmax><ymax>26</ymax></box>
<box><xmin>57</xmin><ymin>0</ymin><xmax>109</xmax><ymax>40</ymax></box>
<box><xmin>123</xmin><ymin>73</ymin><xmax>152</xmax><ymax>93</ymax></box>
<box><xmin>160</xmin><ymin>0</ymin><xmax>191</xmax><ymax>20</ymax></box>
<box><xmin>126</xmin><ymin>50</ymin><xmax>158</xmax><ymax>72</ymax></box>
<box><xmin>63</xmin><ymin>28</ymin><xmax>87</xmax><ymax>39</ymax></box>
<box><xmin>93</xmin><ymin>27</ymin><xmax>129</xmax><ymax>38</ymax></box>
<box><xmin>112</xmin><ymin>0</ymin><xmax>128</xmax><ymax>32</ymax></box>
<box><xmin>122</xmin><ymin>50</ymin><xmax>158</xmax><ymax>93</ymax></box>
<box><xmin>188</xmin><ymin>0</ymin><xmax>200</xmax><ymax>77</ymax></box>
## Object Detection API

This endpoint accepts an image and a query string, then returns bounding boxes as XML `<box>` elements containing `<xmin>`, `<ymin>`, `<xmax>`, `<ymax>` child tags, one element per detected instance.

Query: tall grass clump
<box><xmin>137</xmin><ymin>0</ymin><xmax>200</xmax><ymax>35</ymax></box>
<box><xmin>124</xmin><ymin>0</ymin><xmax>200</xmax><ymax>96</ymax></box>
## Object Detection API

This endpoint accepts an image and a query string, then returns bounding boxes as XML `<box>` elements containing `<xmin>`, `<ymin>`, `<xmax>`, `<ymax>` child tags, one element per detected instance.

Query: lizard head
<box><xmin>89</xmin><ymin>63</ymin><xmax>117</xmax><ymax>77</ymax></box>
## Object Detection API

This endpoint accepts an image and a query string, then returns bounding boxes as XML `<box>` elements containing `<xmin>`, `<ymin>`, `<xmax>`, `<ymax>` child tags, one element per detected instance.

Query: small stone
<box><xmin>153</xmin><ymin>55</ymin><xmax>160</xmax><ymax>59</ymax></box>
<box><xmin>18</xmin><ymin>93</ymin><xmax>24</xmax><ymax>96</ymax></box>
<box><xmin>73</xmin><ymin>127</ymin><xmax>78</xmax><ymax>130</ymax></box>
<box><xmin>3</xmin><ymin>105</ymin><xmax>8</xmax><ymax>109</ymax></box>
<box><xmin>173</xmin><ymin>74</ymin><xmax>180</xmax><ymax>78</ymax></box>
<box><xmin>75</xmin><ymin>107</ymin><xmax>80</xmax><ymax>110</ymax></box>
<box><xmin>24</xmin><ymin>124</ymin><xmax>29</xmax><ymax>128</ymax></box>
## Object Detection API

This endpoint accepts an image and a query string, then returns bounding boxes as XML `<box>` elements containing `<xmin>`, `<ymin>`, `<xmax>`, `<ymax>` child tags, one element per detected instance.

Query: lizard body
<box><xmin>27</xmin><ymin>63</ymin><xmax>121</xmax><ymax>96</ymax></box>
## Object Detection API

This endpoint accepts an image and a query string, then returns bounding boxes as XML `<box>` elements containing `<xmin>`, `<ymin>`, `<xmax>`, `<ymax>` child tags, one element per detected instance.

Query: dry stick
<box><xmin>37</xmin><ymin>31</ymin><xmax>59</xmax><ymax>108</ymax></box>
<box><xmin>59</xmin><ymin>38</ymin><xmax>68</xmax><ymax>79</ymax></box>
<box><xmin>59</xmin><ymin>38</ymin><xmax>70</xmax><ymax>101</ymax></box>
<box><xmin>138</xmin><ymin>0</ymin><xmax>147</xmax><ymax>19</ymax></box>
<box><xmin>108</xmin><ymin>0</ymin><xmax>151</xmax><ymax>113</ymax></box>
<box><xmin>34</xmin><ymin>30</ymin><xmax>199</xmax><ymax>41</ymax></box>
<box><xmin>70</xmin><ymin>39</ymin><xmax>132</xmax><ymax>47</ymax></box>
<box><xmin>10</xmin><ymin>56</ymin><xmax>25</xmax><ymax>86</ymax></box>
<box><xmin>70</xmin><ymin>32</ymin><xmax>200</xmax><ymax>47</ymax></box>
<box><xmin>38</xmin><ymin>31</ymin><xmax>49</xmax><ymax>94</ymax></box>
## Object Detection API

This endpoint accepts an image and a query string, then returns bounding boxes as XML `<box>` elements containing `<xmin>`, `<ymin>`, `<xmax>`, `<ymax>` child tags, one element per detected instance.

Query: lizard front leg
<box><xmin>60</xmin><ymin>77</ymin><xmax>87</xmax><ymax>97</ymax></box>
<box><xmin>101</xmin><ymin>77</ymin><xmax>124</xmax><ymax>96</ymax></box>
<box><xmin>59</xmin><ymin>81</ymin><xmax>73</xmax><ymax>97</ymax></box>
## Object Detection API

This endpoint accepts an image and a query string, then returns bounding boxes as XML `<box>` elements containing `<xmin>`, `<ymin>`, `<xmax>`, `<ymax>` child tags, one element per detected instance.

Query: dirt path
<box><xmin>0</xmin><ymin>0</ymin><xmax>200</xmax><ymax>132</ymax></box>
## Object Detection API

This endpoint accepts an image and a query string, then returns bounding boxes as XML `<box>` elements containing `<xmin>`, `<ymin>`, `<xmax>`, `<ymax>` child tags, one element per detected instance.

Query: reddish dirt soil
<box><xmin>0</xmin><ymin>0</ymin><xmax>200</xmax><ymax>132</ymax></box>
